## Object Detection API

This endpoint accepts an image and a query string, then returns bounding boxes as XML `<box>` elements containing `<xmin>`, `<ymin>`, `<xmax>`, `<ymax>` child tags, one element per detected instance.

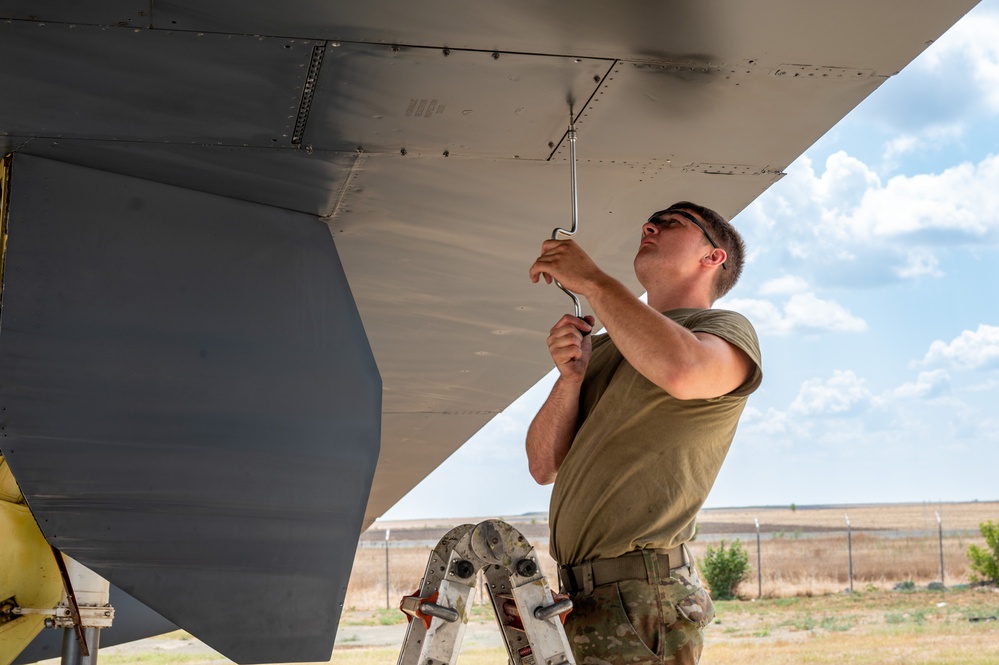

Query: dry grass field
<box><xmin>352</xmin><ymin>501</ymin><xmax>999</xmax><ymax>608</ymax></box>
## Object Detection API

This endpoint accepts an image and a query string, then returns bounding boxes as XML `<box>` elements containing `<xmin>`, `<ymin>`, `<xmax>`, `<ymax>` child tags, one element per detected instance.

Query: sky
<box><xmin>382</xmin><ymin>0</ymin><xmax>999</xmax><ymax>521</ymax></box>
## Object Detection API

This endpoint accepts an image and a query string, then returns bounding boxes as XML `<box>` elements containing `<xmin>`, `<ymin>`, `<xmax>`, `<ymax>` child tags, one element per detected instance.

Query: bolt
<box><xmin>452</xmin><ymin>560</ymin><xmax>475</xmax><ymax>579</ymax></box>
<box><xmin>594</xmin><ymin>75</ymin><xmax>601</xmax><ymax>83</ymax></box>
<box><xmin>400</xmin><ymin>148</ymin><xmax>407</xmax><ymax>156</ymax></box>
<box><xmin>548</xmin><ymin>141</ymin><xmax>555</xmax><ymax>149</ymax></box>
<box><xmin>443</xmin><ymin>150</ymin><xmax>450</xmax><ymax>157</ymax></box>
<box><xmin>492</xmin><ymin>51</ymin><xmax>500</xmax><ymax>60</ymax></box>
<box><xmin>443</xmin><ymin>48</ymin><xmax>450</xmax><ymax>57</ymax></box>
<box><xmin>516</xmin><ymin>559</ymin><xmax>538</xmax><ymax>577</ymax></box>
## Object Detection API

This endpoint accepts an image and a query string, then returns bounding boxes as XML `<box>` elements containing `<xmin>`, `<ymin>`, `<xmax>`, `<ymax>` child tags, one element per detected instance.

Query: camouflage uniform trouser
<box><xmin>562</xmin><ymin>553</ymin><xmax>715</xmax><ymax>665</ymax></box>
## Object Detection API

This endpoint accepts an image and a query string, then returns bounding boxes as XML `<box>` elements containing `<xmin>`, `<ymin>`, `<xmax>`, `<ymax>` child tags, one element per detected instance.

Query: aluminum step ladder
<box><xmin>397</xmin><ymin>520</ymin><xmax>575</xmax><ymax>665</ymax></box>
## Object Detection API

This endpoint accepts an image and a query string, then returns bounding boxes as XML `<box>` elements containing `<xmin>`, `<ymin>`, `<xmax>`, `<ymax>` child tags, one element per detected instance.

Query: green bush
<box><xmin>967</xmin><ymin>520</ymin><xmax>999</xmax><ymax>584</ymax></box>
<box><xmin>700</xmin><ymin>539</ymin><xmax>750</xmax><ymax>600</ymax></box>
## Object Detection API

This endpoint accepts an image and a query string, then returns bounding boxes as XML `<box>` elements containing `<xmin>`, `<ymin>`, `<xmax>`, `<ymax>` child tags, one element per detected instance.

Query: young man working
<box><xmin>527</xmin><ymin>202</ymin><xmax>763</xmax><ymax>664</ymax></box>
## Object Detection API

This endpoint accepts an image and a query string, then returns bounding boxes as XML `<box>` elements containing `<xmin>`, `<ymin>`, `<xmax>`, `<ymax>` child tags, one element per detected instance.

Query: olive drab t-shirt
<box><xmin>549</xmin><ymin>308</ymin><xmax>763</xmax><ymax>566</ymax></box>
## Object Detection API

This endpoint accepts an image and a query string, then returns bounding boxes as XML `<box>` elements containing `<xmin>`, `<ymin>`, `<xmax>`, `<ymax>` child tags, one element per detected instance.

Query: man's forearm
<box><xmin>526</xmin><ymin>377</ymin><xmax>581</xmax><ymax>485</ymax></box>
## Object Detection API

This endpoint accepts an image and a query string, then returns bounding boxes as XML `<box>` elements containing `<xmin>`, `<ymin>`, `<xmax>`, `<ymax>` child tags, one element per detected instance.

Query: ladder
<box><xmin>397</xmin><ymin>520</ymin><xmax>575</xmax><ymax>665</ymax></box>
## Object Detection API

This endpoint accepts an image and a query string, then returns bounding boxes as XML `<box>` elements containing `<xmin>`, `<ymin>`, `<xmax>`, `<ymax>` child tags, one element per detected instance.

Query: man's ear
<box><xmin>703</xmin><ymin>247</ymin><xmax>727</xmax><ymax>268</ymax></box>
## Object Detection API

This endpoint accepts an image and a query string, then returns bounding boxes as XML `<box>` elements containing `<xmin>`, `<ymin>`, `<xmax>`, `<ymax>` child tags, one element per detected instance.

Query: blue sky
<box><xmin>382</xmin><ymin>1</ymin><xmax>999</xmax><ymax>521</ymax></box>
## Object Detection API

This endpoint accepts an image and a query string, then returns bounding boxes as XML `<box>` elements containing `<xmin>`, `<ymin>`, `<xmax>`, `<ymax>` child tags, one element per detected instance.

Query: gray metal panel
<box><xmin>0</xmin><ymin>155</ymin><xmax>381</xmax><ymax>664</ymax></box>
<box><xmin>555</xmin><ymin>60</ymin><xmax>882</xmax><ymax>171</ymax></box>
<box><xmin>153</xmin><ymin>0</ymin><xmax>975</xmax><ymax>75</ymax></box>
<box><xmin>17</xmin><ymin>139</ymin><xmax>358</xmax><ymax>217</ymax></box>
<box><xmin>13</xmin><ymin>585</ymin><xmax>177</xmax><ymax>665</ymax></box>
<box><xmin>0</xmin><ymin>22</ymin><xmax>312</xmax><ymax>145</ymax></box>
<box><xmin>306</xmin><ymin>44</ymin><xmax>610</xmax><ymax>158</ymax></box>
<box><xmin>0</xmin><ymin>2</ymin><xmax>149</xmax><ymax>25</ymax></box>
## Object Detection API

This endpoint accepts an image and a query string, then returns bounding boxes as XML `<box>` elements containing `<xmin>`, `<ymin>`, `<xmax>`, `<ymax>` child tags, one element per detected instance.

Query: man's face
<box><xmin>637</xmin><ymin>207</ymin><xmax>709</xmax><ymax>256</ymax></box>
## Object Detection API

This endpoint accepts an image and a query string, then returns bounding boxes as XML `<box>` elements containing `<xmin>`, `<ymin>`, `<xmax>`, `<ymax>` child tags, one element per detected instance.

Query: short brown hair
<box><xmin>667</xmin><ymin>201</ymin><xmax>745</xmax><ymax>300</ymax></box>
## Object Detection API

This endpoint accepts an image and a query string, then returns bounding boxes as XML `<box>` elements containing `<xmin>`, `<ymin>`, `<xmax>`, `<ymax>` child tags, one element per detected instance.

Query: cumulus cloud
<box><xmin>924</xmin><ymin>4</ymin><xmax>999</xmax><ymax>113</ymax></box>
<box><xmin>723</xmin><ymin>293</ymin><xmax>867</xmax><ymax>337</ymax></box>
<box><xmin>921</xmin><ymin>324</ymin><xmax>999</xmax><ymax>370</ymax></box>
<box><xmin>790</xmin><ymin>370</ymin><xmax>873</xmax><ymax>416</ymax></box>
<box><xmin>890</xmin><ymin>369</ymin><xmax>952</xmax><ymax>400</ymax></box>
<box><xmin>746</xmin><ymin>149</ymin><xmax>999</xmax><ymax>288</ymax></box>
<box><xmin>758</xmin><ymin>275</ymin><xmax>809</xmax><ymax>296</ymax></box>
<box><xmin>894</xmin><ymin>250</ymin><xmax>943</xmax><ymax>279</ymax></box>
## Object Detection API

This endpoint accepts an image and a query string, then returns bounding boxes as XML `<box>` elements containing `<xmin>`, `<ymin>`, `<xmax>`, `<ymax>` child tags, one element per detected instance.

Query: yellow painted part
<box><xmin>0</xmin><ymin>457</ymin><xmax>64</xmax><ymax>665</ymax></box>
<box><xmin>0</xmin><ymin>153</ymin><xmax>9</xmax><ymax>306</ymax></box>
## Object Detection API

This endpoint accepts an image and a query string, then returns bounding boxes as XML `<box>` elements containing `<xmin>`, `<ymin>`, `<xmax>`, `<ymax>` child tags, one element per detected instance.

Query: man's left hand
<box><xmin>529</xmin><ymin>239</ymin><xmax>606</xmax><ymax>295</ymax></box>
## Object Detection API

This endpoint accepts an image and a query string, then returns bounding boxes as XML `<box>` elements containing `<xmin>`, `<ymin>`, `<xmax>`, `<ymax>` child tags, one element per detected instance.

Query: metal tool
<box><xmin>550</xmin><ymin>112</ymin><xmax>584</xmax><ymax>322</ymax></box>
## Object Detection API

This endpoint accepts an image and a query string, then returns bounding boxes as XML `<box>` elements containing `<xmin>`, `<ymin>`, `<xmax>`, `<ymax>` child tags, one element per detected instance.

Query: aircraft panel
<box><xmin>0</xmin><ymin>155</ymin><xmax>381</xmax><ymax>663</ymax></box>
<box><xmin>0</xmin><ymin>1</ymin><xmax>149</xmax><ymax>26</ymax></box>
<box><xmin>554</xmin><ymin>59</ymin><xmax>881</xmax><ymax>171</ymax></box>
<box><xmin>0</xmin><ymin>22</ymin><xmax>312</xmax><ymax>146</ymax></box>
<box><xmin>152</xmin><ymin>1</ymin><xmax>971</xmax><ymax>75</ymax></box>
<box><xmin>9</xmin><ymin>139</ymin><xmax>358</xmax><ymax>217</ymax></box>
<box><xmin>304</xmin><ymin>43</ymin><xmax>611</xmax><ymax>159</ymax></box>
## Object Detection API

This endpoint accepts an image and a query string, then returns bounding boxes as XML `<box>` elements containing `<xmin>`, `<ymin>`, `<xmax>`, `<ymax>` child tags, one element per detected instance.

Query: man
<box><xmin>527</xmin><ymin>202</ymin><xmax>762</xmax><ymax>664</ymax></box>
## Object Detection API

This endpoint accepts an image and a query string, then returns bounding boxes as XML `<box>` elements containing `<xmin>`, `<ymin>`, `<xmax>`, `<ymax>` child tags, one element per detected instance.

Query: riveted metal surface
<box><xmin>305</xmin><ymin>43</ymin><xmax>610</xmax><ymax>158</ymax></box>
<box><xmin>0</xmin><ymin>22</ymin><xmax>312</xmax><ymax>146</ymax></box>
<box><xmin>0</xmin><ymin>1</ymin><xmax>150</xmax><ymax>25</ymax></box>
<box><xmin>550</xmin><ymin>59</ymin><xmax>882</xmax><ymax>171</ymax></box>
<box><xmin>153</xmin><ymin>0</ymin><xmax>975</xmax><ymax>75</ymax></box>
<box><xmin>0</xmin><ymin>155</ymin><xmax>380</xmax><ymax>664</ymax></box>
<box><xmin>16</xmin><ymin>139</ymin><xmax>358</xmax><ymax>216</ymax></box>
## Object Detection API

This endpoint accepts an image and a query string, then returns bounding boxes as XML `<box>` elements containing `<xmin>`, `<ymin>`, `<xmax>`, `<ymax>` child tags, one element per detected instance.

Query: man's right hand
<box><xmin>547</xmin><ymin>314</ymin><xmax>595</xmax><ymax>382</ymax></box>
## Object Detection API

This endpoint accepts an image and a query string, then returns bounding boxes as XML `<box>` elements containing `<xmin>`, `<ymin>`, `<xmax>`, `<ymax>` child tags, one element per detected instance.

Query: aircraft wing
<box><xmin>0</xmin><ymin>2</ymin><xmax>979</xmax><ymax>663</ymax></box>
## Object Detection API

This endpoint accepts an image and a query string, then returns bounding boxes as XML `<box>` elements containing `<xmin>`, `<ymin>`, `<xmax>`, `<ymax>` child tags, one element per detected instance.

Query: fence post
<box><xmin>845</xmin><ymin>514</ymin><xmax>853</xmax><ymax>593</ymax></box>
<box><xmin>385</xmin><ymin>528</ymin><xmax>391</xmax><ymax>609</ymax></box>
<box><xmin>935</xmin><ymin>512</ymin><xmax>945</xmax><ymax>585</ymax></box>
<box><xmin>754</xmin><ymin>517</ymin><xmax>762</xmax><ymax>599</ymax></box>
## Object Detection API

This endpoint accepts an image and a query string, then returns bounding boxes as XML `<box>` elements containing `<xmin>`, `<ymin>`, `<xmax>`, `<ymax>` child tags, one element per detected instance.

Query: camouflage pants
<box><xmin>562</xmin><ymin>557</ymin><xmax>715</xmax><ymax>665</ymax></box>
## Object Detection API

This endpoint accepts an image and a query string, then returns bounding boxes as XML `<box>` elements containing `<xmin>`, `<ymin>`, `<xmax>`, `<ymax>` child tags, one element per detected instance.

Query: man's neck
<box><xmin>645</xmin><ymin>287</ymin><xmax>713</xmax><ymax>313</ymax></box>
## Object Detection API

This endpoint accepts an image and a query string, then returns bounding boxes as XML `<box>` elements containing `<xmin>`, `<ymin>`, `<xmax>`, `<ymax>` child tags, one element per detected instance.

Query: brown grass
<box><xmin>351</xmin><ymin>501</ymin><xmax>998</xmax><ymax>610</ymax></box>
<box><xmin>697</xmin><ymin>501</ymin><xmax>999</xmax><ymax>532</ymax></box>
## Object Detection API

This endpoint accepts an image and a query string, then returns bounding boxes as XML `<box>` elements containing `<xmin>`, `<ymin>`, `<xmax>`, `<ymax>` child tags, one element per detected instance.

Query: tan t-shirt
<box><xmin>549</xmin><ymin>308</ymin><xmax>762</xmax><ymax>566</ymax></box>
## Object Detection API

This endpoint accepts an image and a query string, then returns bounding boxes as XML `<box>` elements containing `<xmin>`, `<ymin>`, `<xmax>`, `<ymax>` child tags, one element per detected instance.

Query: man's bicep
<box><xmin>692</xmin><ymin>331</ymin><xmax>757</xmax><ymax>397</ymax></box>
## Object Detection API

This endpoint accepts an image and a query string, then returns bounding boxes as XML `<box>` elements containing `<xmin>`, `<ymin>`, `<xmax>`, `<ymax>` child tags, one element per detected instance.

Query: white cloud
<box><xmin>882</xmin><ymin>135</ymin><xmax>921</xmax><ymax>161</ymax></box>
<box><xmin>890</xmin><ymin>369</ymin><xmax>952</xmax><ymax>400</ymax></box>
<box><xmin>723</xmin><ymin>293</ymin><xmax>867</xmax><ymax>337</ymax></box>
<box><xmin>790</xmin><ymin>370</ymin><xmax>873</xmax><ymax>416</ymax></box>
<box><xmin>921</xmin><ymin>324</ymin><xmax>999</xmax><ymax>370</ymax></box>
<box><xmin>758</xmin><ymin>275</ymin><xmax>809</xmax><ymax>296</ymax></box>
<box><xmin>838</xmin><ymin>159</ymin><xmax>997</xmax><ymax>240</ymax></box>
<box><xmin>748</xmin><ymin>149</ymin><xmax>999</xmax><ymax>289</ymax></box>
<box><xmin>925</xmin><ymin>6</ymin><xmax>999</xmax><ymax>112</ymax></box>
<box><xmin>894</xmin><ymin>250</ymin><xmax>943</xmax><ymax>279</ymax></box>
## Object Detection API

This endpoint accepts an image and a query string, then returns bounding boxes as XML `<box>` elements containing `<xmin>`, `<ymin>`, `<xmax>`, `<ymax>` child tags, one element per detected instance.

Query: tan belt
<box><xmin>558</xmin><ymin>545</ymin><xmax>689</xmax><ymax>595</ymax></box>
